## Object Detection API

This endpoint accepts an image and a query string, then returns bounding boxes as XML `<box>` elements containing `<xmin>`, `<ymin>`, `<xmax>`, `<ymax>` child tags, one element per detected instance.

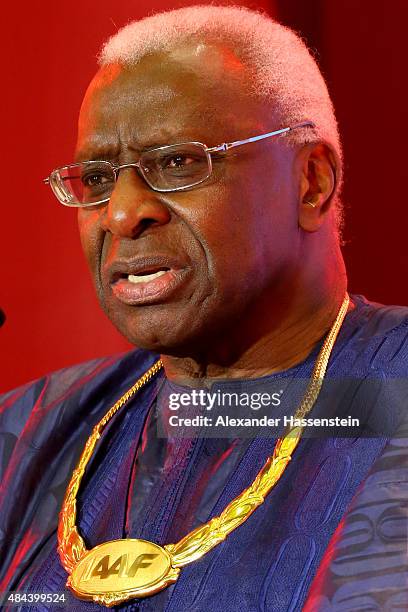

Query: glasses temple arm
<box><xmin>207</xmin><ymin>121</ymin><xmax>315</xmax><ymax>153</ymax></box>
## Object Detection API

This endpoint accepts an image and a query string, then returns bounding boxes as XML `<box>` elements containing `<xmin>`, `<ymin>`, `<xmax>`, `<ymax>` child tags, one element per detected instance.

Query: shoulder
<box><xmin>0</xmin><ymin>348</ymin><xmax>158</xmax><ymax>411</ymax></box>
<box><xmin>345</xmin><ymin>294</ymin><xmax>408</xmax><ymax>375</ymax></box>
<box><xmin>0</xmin><ymin>348</ymin><xmax>160</xmax><ymax>472</ymax></box>
<box><xmin>351</xmin><ymin>294</ymin><xmax>408</xmax><ymax>336</ymax></box>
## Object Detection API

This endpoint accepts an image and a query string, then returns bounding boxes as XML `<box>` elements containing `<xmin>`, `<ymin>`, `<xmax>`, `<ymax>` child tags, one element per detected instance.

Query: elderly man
<box><xmin>1</xmin><ymin>6</ymin><xmax>407</xmax><ymax>611</ymax></box>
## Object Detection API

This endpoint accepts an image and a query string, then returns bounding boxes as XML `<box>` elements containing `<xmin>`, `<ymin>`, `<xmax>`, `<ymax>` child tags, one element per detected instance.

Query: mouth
<box><xmin>127</xmin><ymin>269</ymin><xmax>169</xmax><ymax>284</ymax></box>
<box><xmin>108</xmin><ymin>257</ymin><xmax>188</xmax><ymax>306</ymax></box>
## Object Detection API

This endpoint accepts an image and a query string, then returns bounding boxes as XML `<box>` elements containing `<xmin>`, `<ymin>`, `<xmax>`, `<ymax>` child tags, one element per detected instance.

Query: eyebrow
<box><xmin>74</xmin><ymin>145</ymin><xmax>120</xmax><ymax>163</ymax></box>
<box><xmin>74</xmin><ymin>137</ymin><xmax>203</xmax><ymax>162</ymax></box>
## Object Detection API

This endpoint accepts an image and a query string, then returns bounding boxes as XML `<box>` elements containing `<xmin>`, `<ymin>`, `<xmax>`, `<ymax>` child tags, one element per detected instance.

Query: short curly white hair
<box><xmin>99</xmin><ymin>5</ymin><xmax>343</xmax><ymax>225</ymax></box>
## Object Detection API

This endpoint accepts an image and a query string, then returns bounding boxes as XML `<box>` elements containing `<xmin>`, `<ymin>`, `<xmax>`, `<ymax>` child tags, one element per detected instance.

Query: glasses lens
<box><xmin>140</xmin><ymin>143</ymin><xmax>211</xmax><ymax>191</ymax></box>
<box><xmin>51</xmin><ymin>161</ymin><xmax>115</xmax><ymax>206</ymax></box>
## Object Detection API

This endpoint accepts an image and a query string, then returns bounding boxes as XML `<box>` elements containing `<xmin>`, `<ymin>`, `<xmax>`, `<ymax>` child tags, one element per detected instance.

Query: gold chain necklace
<box><xmin>58</xmin><ymin>294</ymin><xmax>349</xmax><ymax>607</ymax></box>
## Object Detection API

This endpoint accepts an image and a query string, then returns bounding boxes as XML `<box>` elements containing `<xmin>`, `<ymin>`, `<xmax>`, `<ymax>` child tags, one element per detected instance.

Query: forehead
<box><xmin>77</xmin><ymin>43</ymin><xmax>272</xmax><ymax>157</ymax></box>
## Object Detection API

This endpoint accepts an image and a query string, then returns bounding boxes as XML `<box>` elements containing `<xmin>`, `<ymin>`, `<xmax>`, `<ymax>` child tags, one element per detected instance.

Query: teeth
<box><xmin>128</xmin><ymin>270</ymin><xmax>168</xmax><ymax>284</ymax></box>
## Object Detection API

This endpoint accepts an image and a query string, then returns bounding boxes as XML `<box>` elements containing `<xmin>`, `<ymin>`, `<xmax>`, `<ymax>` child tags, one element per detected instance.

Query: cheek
<box><xmin>180</xmin><ymin>182</ymin><xmax>264</xmax><ymax>295</ymax></box>
<box><xmin>199</xmin><ymin>165</ymin><xmax>297</xmax><ymax>287</ymax></box>
<box><xmin>199</xmin><ymin>177</ymin><xmax>277</xmax><ymax>253</ymax></box>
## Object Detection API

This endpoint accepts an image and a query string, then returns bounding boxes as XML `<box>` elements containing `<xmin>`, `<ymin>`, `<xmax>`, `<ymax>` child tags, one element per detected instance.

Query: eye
<box><xmin>81</xmin><ymin>171</ymin><xmax>113</xmax><ymax>187</ymax></box>
<box><xmin>165</xmin><ymin>154</ymin><xmax>195</xmax><ymax>169</ymax></box>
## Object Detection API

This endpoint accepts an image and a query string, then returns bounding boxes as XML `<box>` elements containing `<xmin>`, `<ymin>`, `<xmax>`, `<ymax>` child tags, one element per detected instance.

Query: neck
<box><xmin>162</xmin><ymin>234</ymin><xmax>349</xmax><ymax>383</ymax></box>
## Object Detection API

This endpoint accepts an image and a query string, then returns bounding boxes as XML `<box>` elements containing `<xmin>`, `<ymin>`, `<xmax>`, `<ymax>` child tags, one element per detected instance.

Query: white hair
<box><xmin>99</xmin><ymin>5</ymin><xmax>343</xmax><ymax>225</ymax></box>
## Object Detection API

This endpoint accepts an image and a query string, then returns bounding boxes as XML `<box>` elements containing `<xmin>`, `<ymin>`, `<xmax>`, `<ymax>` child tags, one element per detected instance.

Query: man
<box><xmin>0</xmin><ymin>6</ymin><xmax>407</xmax><ymax>611</ymax></box>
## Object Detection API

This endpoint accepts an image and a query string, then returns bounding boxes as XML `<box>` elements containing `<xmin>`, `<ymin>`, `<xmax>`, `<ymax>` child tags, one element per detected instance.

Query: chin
<box><xmin>106</xmin><ymin>309</ymin><xmax>199</xmax><ymax>355</ymax></box>
<box><xmin>101</xmin><ymin>289</ymin><xmax>232</xmax><ymax>356</ymax></box>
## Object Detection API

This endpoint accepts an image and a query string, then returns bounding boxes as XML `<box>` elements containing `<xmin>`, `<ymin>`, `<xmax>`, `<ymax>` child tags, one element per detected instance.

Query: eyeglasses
<box><xmin>43</xmin><ymin>121</ymin><xmax>314</xmax><ymax>207</ymax></box>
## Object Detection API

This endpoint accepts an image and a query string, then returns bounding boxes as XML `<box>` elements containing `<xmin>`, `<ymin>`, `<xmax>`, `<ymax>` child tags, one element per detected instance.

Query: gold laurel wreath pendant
<box><xmin>58</xmin><ymin>294</ymin><xmax>350</xmax><ymax>607</ymax></box>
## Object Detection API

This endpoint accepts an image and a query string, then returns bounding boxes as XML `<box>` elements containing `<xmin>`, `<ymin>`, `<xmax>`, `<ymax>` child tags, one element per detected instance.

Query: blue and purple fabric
<box><xmin>0</xmin><ymin>295</ymin><xmax>407</xmax><ymax>611</ymax></box>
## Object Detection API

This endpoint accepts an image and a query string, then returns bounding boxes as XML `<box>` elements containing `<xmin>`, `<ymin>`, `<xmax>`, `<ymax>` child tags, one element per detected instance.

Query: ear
<box><xmin>298</xmin><ymin>143</ymin><xmax>337</xmax><ymax>232</ymax></box>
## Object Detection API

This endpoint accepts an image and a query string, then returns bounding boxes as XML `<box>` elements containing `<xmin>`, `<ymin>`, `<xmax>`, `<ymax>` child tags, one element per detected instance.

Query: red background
<box><xmin>1</xmin><ymin>0</ymin><xmax>407</xmax><ymax>392</ymax></box>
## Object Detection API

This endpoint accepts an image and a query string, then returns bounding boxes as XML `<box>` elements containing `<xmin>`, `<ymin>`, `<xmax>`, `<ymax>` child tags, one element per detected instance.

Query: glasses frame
<box><xmin>43</xmin><ymin>120</ymin><xmax>315</xmax><ymax>207</ymax></box>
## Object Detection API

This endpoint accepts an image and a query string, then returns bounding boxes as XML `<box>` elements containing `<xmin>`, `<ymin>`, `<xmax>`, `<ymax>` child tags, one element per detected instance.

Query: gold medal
<box><xmin>69</xmin><ymin>539</ymin><xmax>180</xmax><ymax>606</ymax></box>
<box><xmin>58</xmin><ymin>295</ymin><xmax>350</xmax><ymax>607</ymax></box>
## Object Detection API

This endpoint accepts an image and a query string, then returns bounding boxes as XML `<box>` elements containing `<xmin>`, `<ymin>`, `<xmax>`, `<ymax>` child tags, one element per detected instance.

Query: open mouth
<box><xmin>109</xmin><ymin>260</ymin><xmax>187</xmax><ymax>305</ymax></box>
<box><xmin>123</xmin><ymin>267</ymin><xmax>170</xmax><ymax>285</ymax></box>
<box><xmin>128</xmin><ymin>270</ymin><xmax>168</xmax><ymax>283</ymax></box>
<box><xmin>110</xmin><ymin>263</ymin><xmax>173</xmax><ymax>284</ymax></box>
<box><xmin>110</xmin><ymin>268</ymin><xmax>171</xmax><ymax>286</ymax></box>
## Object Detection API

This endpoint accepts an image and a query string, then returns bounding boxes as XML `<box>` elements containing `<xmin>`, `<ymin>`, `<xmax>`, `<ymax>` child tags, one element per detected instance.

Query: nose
<box><xmin>101</xmin><ymin>167</ymin><xmax>171</xmax><ymax>238</ymax></box>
